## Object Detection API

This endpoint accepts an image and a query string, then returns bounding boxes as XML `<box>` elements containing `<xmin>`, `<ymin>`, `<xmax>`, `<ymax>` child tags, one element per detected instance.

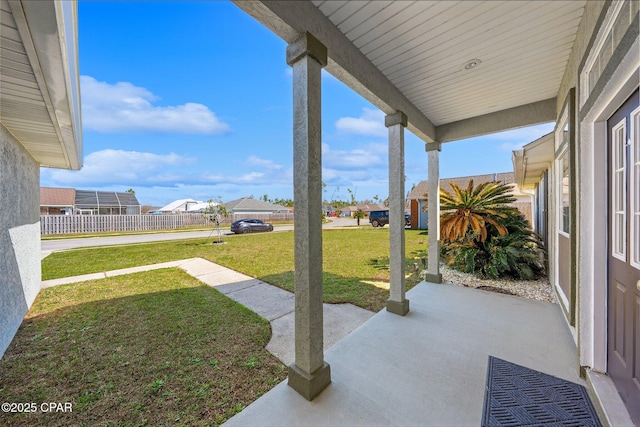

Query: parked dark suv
<box><xmin>369</xmin><ymin>210</ymin><xmax>411</xmax><ymax>227</ymax></box>
<box><xmin>369</xmin><ymin>210</ymin><xmax>389</xmax><ymax>227</ymax></box>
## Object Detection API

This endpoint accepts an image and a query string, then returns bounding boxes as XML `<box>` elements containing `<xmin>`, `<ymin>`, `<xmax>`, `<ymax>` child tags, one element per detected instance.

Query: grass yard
<box><xmin>0</xmin><ymin>268</ymin><xmax>286</xmax><ymax>427</ymax></box>
<box><xmin>42</xmin><ymin>228</ymin><xmax>430</xmax><ymax>312</ymax></box>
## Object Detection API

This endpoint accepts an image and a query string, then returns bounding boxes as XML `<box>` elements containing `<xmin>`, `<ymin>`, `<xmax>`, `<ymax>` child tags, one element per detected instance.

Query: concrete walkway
<box><xmin>41</xmin><ymin>257</ymin><xmax>373</xmax><ymax>366</ymax></box>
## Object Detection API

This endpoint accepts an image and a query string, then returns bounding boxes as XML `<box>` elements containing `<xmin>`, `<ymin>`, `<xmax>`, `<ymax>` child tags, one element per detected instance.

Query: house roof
<box><xmin>158</xmin><ymin>199</ymin><xmax>200</xmax><ymax>212</ymax></box>
<box><xmin>40</xmin><ymin>188</ymin><xmax>141</xmax><ymax>208</ymax></box>
<box><xmin>74</xmin><ymin>190</ymin><xmax>140</xmax><ymax>208</ymax></box>
<box><xmin>186</xmin><ymin>202</ymin><xmax>218</xmax><ymax>213</ymax></box>
<box><xmin>512</xmin><ymin>132</ymin><xmax>555</xmax><ymax>190</ymax></box>
<box><xmin>236</xmin><ymin>1</ymin><xmax>587</xmax><ymax>143</ymax></box>
<box><xmin>407</xmin><ymin>172</ymin><xmax>515</xmax><ymax>200</ymax></box>
<box><xmin>0</xmin><ymin>1</ymin><xmax>82</xmax><ymax>169</ymax></box>
<box><xmin>224</xmin><ymin>197</ymin><xmax>290</xmax><ymax>212</ymax></box>
<box><xmin>40</xmin><ymin>187</ymin><xmax>76</xmax><ymax>207</ymax></box>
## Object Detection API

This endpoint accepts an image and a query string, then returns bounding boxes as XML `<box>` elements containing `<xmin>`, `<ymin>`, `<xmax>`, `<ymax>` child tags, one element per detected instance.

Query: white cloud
<box><xmin>44</xmin><ymin>149</ymin><xmax>194</xmax><ymax>186</ymax></box>
<box><xmin>487</xmin><ymin>123</ymin><xmax>555</xmax><ymax>151</ymax></box>
<box><xmin>322</xmin><ymin>142</ymin><xmax>386</xmax><ymax>169</ymax></box>
<box><xmin>80</xmin><ymin>76</ymin><xmax>230</xmax><ymax>134</ymax></box>
<box><xmin>335</xmin><ymin>108</ymin><xmax>386</xmax><ymax>137</ymax></box>
<box><xmin>244</xmin><ymin>155</ymin><xmax>284</xmax><ymax>171</ymax></box>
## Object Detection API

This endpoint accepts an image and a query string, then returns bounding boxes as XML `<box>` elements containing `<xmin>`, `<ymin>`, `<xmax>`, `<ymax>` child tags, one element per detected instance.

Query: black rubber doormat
<box><xmin>482</xmin><ymin>356</ymin><xmax>602</xmax><ymax>426</ymax></box>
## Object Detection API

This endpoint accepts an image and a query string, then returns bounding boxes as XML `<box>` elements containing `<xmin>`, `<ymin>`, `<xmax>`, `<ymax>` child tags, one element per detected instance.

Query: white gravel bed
<box><xmin>430</xmin><ymin>264</ymin><xmax>556</xmax><ymax>303</ymax></box>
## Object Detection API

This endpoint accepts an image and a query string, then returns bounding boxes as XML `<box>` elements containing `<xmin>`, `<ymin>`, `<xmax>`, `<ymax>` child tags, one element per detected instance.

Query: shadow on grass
<box><xmin>0</xmin><ymin>272</ymin><xmax>286</xmax><ymax>427</ymax></box>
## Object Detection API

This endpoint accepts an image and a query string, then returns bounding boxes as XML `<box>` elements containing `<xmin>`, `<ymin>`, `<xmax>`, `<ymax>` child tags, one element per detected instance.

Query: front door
<box><xmin>607</xmin><ymin>88</ymin><xmax>640</xmax><ymax>424</ymax></box>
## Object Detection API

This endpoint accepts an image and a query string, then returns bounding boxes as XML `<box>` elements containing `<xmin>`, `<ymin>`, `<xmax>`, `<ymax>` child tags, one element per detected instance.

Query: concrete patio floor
<box><xmin>224</xmin><ymin>280</ymin><xmax>586</xmax><ymax>427</ymax></box>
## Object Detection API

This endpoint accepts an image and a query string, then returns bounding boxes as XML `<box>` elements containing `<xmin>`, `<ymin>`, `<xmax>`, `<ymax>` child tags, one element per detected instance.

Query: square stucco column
<box><xmin>425</xmin><ymin>142</ymin><xmax>442</xmax><ymax>283</ymax></box>
<box><xmin>286</xmin><ymin>32</ymin><xmax>330</xmax><ymax>401</ymax></box>
<box><xmin>385</xmin><ymin>111</ymin><xmax>409</xmax><ymax>315</ymax></box>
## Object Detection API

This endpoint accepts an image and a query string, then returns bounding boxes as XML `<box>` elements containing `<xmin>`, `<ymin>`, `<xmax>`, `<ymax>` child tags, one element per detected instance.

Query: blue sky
<box><xmin>40</xmin><ymin>1</ymin><xmax>554</xmax><ymax>207</ymax></box>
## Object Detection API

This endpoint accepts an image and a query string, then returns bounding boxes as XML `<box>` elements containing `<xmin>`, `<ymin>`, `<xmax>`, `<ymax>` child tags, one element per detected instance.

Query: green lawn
<box><xmin>0</xmin><ymin>269</ymin><xmax>286</xmax><ymax>427</ymax></box>
<box><xmin>43</xmin><ymin>228</ymin><xmax>430</xmax><ymax>312</ymax></box>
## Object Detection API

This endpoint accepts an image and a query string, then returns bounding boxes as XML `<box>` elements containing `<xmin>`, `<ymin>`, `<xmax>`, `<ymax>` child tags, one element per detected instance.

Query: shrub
<box><xmin>438</xmin><ymin>181</ymin><xmax>546</xmax><ymax>280</ymax></box>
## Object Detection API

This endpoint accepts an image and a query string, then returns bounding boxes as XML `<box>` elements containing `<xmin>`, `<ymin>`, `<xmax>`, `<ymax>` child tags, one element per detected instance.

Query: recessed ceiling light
<box><xmin>462</xmin><ymin>58</ymin><xmax>482</xmax><ymax>70</ymax></box>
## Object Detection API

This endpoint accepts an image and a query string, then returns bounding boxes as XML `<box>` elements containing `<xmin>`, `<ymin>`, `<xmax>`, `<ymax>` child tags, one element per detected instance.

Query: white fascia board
<box><xmin>436</xmin><ymin>98</ymin><xmax>557</xmax><ymax>143</ymax></box>
<box><xmin>232</xmin><ymin>0</ymin><xmax>436</xmax><ymax>143</ymax></box>
<box><xmin>9</xmin><ymin>0</ymin><xmax>82</xmax><ymax>170</ymax></box>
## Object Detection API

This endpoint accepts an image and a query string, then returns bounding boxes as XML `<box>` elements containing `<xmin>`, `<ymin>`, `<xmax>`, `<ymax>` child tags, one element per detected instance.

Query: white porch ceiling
<box><xmin>314</xmin><ymin>1</ymin><xmax>583</xmax><ymax>127</ymax></box>
<box><xmin>235</xmin><ymin>0</ymin><xmax>586</xmax><ymax>143</ymax></box>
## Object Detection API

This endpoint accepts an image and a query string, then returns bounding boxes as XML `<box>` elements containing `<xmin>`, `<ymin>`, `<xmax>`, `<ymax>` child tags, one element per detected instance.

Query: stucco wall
<box><xmin>0</xmin><ymin>123</ymin><xmax>41</xmax><ymax>358</ymax></box>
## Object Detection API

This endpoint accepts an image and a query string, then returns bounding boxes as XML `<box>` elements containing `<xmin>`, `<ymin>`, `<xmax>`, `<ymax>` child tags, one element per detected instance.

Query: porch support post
<box><xmin>385</xmin><ymin>111</ymin><xmax>409</xmax><ymax>315</ymax></box>
<box><xmin>425</xmin><ymin>142</ymin><xmax>442</xmax><ymax>283</ymax></box>
<box><xmin>285</xmin><ymin>32</ymin><xmax>331</xmax><ymax>401</ymax></box>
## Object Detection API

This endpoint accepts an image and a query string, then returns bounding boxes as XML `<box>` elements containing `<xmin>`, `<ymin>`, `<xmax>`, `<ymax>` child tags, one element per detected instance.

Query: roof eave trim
<box><xmin>9</xmin><ymin>0</ymin><xmax>82</xmax><ymax>170</ymax></box>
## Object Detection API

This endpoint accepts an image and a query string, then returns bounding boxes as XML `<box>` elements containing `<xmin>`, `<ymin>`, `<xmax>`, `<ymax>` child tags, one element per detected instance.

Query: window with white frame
<box><xmin>556</xmin><ymin>113</ymin><xmax>571</xmax><ymax>236</ymax></box>
<box><xmin>611</xmin><ymin>118</ymin><xmax>626</xmax><ymax>261</ymax></box>
<box><xmin>631</xmin><ymin>106</ymin><xmax>640</xmax><ymax>269</ymax></box>
<box><xmin>558</xmin><ymin>149</ymin><xmax>570</xmax><ymax>235</ymax></box>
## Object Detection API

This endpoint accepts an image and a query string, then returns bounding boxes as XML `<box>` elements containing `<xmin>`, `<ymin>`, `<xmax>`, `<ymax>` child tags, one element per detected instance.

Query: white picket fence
<box><xmin>40</xmin><ymin>213</ymin><xmax>294</xmax><ymax>235</ymax></box>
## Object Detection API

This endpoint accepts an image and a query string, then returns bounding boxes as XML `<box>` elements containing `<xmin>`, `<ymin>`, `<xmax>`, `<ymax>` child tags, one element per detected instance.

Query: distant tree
<box><xmin>262</xmin><ymin>194</ymin><xmax>269</xmax><ymax>202</ymax></box>
<box><xmin>322</xmin><ymin>181</ymin><xmax>327</xmax><ymax>203</ymax></box>
<box><xmin>202</xmin><ymin>198</ymin><xmax>230</xmax><ymax>244</ymax></box>
<box><xmin>347</xmin><ymin>188</ymin><xmax>357</xmax><ymax>205</ymax></box>
<box><xmin>353</xmin><ymin>209</ymin><xmax>365</xmax><ymax>226</ymax></box>
<box><xmin>126</xmin><ymin>188</ymin><xmax>135</xmax><ymax>194</ymax></box>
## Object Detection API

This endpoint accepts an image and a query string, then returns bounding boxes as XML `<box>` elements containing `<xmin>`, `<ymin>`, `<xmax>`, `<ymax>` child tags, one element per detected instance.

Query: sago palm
<box><xmin>439</xmin><ymin>180</ymin><xmax>518</xmax><ymax>243</ymax></box>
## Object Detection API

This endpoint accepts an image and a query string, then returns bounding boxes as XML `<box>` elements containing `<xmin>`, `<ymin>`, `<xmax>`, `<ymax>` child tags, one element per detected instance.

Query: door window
<box><xmin>611</xmin><ymin>118</ymin><xmax>627</xmax><ymax>261</ymax></box>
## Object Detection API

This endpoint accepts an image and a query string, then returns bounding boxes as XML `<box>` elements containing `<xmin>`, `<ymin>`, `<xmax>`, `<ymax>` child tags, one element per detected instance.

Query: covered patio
<box><xmin>225</xmin><ymin>280</ymin><xmax>584</xmax><ymax>426</ymax></box>
<box><xmin>227</xmin><ymin>1</ymin><xmax>638</xmax><ymax>423</ymax></box>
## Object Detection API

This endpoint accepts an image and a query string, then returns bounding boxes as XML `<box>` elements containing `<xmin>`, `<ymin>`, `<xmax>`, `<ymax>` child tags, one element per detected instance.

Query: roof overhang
<box><xmin>1</xmin><ymin>0</ymin><xmax>82</xmax><ymax>169</ymax></box>
<box><xmin>512</xmin><ymin>132</ymin><xmax>554</xmax><ymax>190</ymax></box>
<box><xmin>233</xmin><ymin>1</ymin><xmax>586</xmax><ymax>144</ymax></box>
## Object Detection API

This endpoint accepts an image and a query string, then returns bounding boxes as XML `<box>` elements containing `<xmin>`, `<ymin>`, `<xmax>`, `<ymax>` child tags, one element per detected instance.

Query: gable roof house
<box><xmin>407</xmin><ymin>172</ymin><xmax>533</xmax><ymax>230</ymax></box>
<box><xmin>158</xmin><ymin>198</ymin><xmax>202</xmax><ymax>213</ymax></box>
<box><xmin>223</xmin><ymin>1</ymin><xmax>639</xmax><ymax>424</ymax></box>
<box><xmin>1</xmin><ymin>1</ymin><xmax>81</xmax><ymax>357</ymax></box>
<box><xmin>39</xmin><ymin>187</ymin><xmax>76</xmax><ymax>215</ymax></box>
<box><xmin>224</xmin><ymin>197</ymin><xmax>290</xmax><ymax>214</ymax></box>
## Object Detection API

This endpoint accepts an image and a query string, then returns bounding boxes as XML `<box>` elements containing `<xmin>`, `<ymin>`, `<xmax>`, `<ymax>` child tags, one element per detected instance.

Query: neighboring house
<box><xmin>1</xmin><ymin>1</ymin><xmax>81</xmax><ymax>358</ymax></box>
<box><xmin>158</xmin><ymin>198</ymin><xmax>213</xmax><ymax>213</ymax></box>
<box><xmin>40</xmin><ymin>187</ymin><xmax>141</xmax><ymax>215</ymax></box>
<box><xmin>224</xmin><ymin>197</ymin><xmax>290</xmax><ymax>214</ymax></box>
<box><xmin>74</xmin><ymin>190</ymin><xmax>141</xmax><ymax>215</ymax></box>
<box><xmin>407</xmin><ymin>173</ymin><xmax>533</xmax><ymax>230</ymax></box>
<box><xmin>234</xmin><ymin>1</ymin><xmax>639</xmax><ymax>417</ymax></box>
<box><xmin>39</xmin><ymin>187</ymin><xmax>76</xmax><ymax>215</ymax></box>
<box><xmin>341</xmin><ymin>203</ymin><xmax>388</xmax><ymax>217</ymax></box>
